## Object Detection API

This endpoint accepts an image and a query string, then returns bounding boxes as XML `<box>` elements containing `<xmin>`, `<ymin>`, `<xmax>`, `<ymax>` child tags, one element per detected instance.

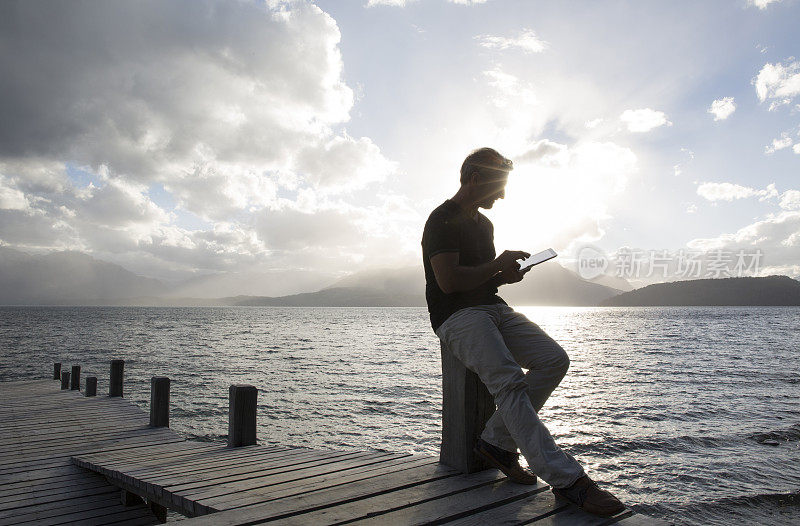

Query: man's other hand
<box><xmin>500</xmin><ymin>265</ymin><xmax>531</xmax><ymax>285</ymax></box>
<box><xmin>496</xmin><ymin>250</ymin><xmax>530</xmax><ymax>273</ymax></box>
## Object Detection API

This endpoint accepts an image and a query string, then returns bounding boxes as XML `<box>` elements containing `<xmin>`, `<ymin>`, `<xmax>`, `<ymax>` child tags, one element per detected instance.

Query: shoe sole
<box><xmin>551</xmin><ymin>487</ymin><xmax>626</xmax><ymax>517</ymax></box>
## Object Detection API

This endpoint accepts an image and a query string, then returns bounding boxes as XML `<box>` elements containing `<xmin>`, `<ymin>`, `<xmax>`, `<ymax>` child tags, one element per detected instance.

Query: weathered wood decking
<box><xmin>0</xmin><ymin>379</ymin><xmax>177</xmax><ymax>525</ymax></box>
<box><xmin>1</xmin><ymin>378</ymin><xmax>671</xmax><ymax>525</ymax></box>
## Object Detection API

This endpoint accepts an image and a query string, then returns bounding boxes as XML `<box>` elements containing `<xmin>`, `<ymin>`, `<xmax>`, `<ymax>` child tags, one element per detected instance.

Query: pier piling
<box><xmin>228</xmin><ymin>384</ymin><xmax>257</xmax><ymax>447</ymax></box>
<box><xmin>60</xmin><ymin>371</ymin><xmax>70</xmax><ymax>390</ymax></box>
<box><xmin>86</xmin><ymin>375</ymin><xmax>97</xmax><ymax>397</ymax></box>
<box><xmin>53</xmin><ymin>362</ymin><xmax>61</xmax><ymax>380</ymax></box>
<box><xmin>149</xmin><ymin>376</ymin><xmax>170</xmax><ymax>428</ymax></box>
<box><xmin>110</xmin><ymin>359</ymin><xmax>124</xmax><ymax>397</ymax></box>
<box><xmin>70</xmin><ymin>365</ymin><xmax>81</xmax><ymax>390</ymax></box>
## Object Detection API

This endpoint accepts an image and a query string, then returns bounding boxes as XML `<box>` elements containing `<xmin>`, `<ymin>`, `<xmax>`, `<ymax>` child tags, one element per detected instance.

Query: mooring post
<box><xmin>70</xmin><ymin>365</ymin><xmax>81</xmax><ymax>390</ymax></box>
<box><xmin>109</xmin><ymin>359</ymin><xmax>124</xmax><ymax>397</ymax></box>
<box><xmin>228</xmin><ymin>384</ymin><xmax>257</xmax><ymax>447</ymax></box>
<box><xmin>149</xmin><ymin>377</ymin><xmax>170</xmax><ymax>428</ymax></box>
<box><xmin>60</xmin><ymin>371</ymin><xmax>70</xmax><ymax>390</ymax></box>
<box><xmin>53</xmin><ymin>362</ymin><xmax>61</xmax><ymax>380</ymax></box>
<box><xmin>85</xmin><ymin>376</ymin><xmax>97</xmax><ymax>397</ymax></box>
<box><xmin>439</xmin><ymin>341</ymin><xmax>495</xmax><ymax>473</ymax></box>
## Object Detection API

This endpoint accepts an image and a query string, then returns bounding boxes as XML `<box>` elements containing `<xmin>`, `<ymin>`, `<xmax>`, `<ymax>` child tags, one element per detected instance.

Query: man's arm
<box><xmin>430</xmin><ymin>250</ymin><xmax>530</xmax><ymax>294</ymax></box>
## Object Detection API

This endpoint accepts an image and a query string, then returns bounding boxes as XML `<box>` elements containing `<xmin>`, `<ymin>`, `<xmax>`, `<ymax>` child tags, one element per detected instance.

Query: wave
<box><xmin>567</xmin><ymin>424</ymin><xmax>800</xmax><ymax>456</ymax></box>
<box><xmin>635</xmin><ymin>491</ymin><xmax>800</xmax><ymax>526</ymax></box>
<box><xmin>748</xmin><ymin>423</ymin><xmax>800</xmax><ymax>445</ymax></box>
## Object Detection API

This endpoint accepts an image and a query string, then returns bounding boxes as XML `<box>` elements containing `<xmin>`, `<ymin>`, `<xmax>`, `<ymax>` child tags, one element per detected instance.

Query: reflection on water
<box><xmin>0</xmin><ymin>305</ymin><xmax>798</xmax><ymax>525</ymax></box>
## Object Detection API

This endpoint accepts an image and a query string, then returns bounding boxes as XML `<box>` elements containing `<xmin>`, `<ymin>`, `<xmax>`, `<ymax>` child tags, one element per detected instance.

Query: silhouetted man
<box><xmin>421</xmin><ymin>147</ymin><xmax>625</xmax><ymax>517</ymax></box>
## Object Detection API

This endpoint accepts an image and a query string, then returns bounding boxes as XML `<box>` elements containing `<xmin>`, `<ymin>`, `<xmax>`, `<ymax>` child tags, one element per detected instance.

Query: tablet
<box><xmin>519</xmin><ymin>248</ymin><xmax>557</xmax><ymax>271</ymax></box>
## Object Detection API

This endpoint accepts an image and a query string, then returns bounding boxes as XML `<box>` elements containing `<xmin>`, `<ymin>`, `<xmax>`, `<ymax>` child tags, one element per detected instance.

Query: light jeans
<box><xmin>435</xmin><ymin>303</ymin><xmax>586</xmax><ymax>488</ymax></box>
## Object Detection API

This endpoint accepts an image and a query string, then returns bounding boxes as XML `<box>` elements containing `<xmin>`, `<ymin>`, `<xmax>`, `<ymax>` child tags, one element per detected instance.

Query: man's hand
<box><xmin>495</xmin><ymin>250</ymin><xmax>530</xmax><ymax>274</ymax></box>
<box><xmin>497</xmin><ymin>265</ymin><xmax>531</xmax><ymax>285</ymax></box>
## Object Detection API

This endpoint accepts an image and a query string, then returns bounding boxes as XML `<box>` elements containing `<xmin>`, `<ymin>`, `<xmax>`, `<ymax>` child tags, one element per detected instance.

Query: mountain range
<box><xmin>1</xmin><ymin>246</ymin><xmax>798</xmax><ymax>307</ymax></box>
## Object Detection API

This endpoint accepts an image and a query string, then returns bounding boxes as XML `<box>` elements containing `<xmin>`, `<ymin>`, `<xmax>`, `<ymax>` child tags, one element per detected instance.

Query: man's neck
<box><xmin>450</xmin><ymin>187</ymin><xmax>479</xmax><ymax>218</ymax></box>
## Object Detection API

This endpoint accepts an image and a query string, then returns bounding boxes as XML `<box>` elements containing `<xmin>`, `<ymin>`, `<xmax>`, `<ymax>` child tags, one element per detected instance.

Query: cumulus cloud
<box><xmin>367</xmin><ymin>0</ymin><xmax>487</xmax><ymax>6</ymax></box>
<box><xmin>619</xmin><ymin>108</ymin><xmax>672</xmax><ymax>132</ymax></box>
<box><xmin>476</xmin><ymin>29</ymin><xmax>548</xmax><ymax>54</ymax></box>
<box><xmin>708</xmin><ymin>97</ymin><xmax>736</xmax><ymax>120</ymax></box>
<box><xmin>754</xmin><ymin>60</ymin><xmax>800</xmax><ymax>110</ymax></box>
<box><xmin>747</xmin><ymin>0</ymin><xmax>783</xmax><ymax>9</ymax></box>
<box><xmin>696</xmin><ymin>182</ymin><xmax>778</xmax><ymax>202</ymax></box>
<box><xmin>780</xmin><ymin>190</ymin><xmax>800</xmax><ymax>210</ymax></box>
<box><xmin>687</xmin><ymin>209</ymin><xmax>800</xmax><ymax>278</ymax></box>
<box><xmin>765</xmin><ymin>133</ymin><xmax>794</xmax><ymax>154</ymax></box>
<box><xmin>0</xmin><ymin>0</ymin><xmax>407</xmax><ymax>280</ymax></box>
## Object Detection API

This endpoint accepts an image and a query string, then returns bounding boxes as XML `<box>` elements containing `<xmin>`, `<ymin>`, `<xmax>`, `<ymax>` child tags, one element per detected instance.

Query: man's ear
<box><xmin>469</xmin><ymin>171</ymin><xmax>480</xmax><ymax>186</ymax></box>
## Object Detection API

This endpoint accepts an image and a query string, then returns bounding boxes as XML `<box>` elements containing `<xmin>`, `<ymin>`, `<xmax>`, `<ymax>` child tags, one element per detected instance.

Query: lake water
<box><xmin>0</xmin><ymin>306</ymin><xmax>798</xmax><ymax>525</ymax></box>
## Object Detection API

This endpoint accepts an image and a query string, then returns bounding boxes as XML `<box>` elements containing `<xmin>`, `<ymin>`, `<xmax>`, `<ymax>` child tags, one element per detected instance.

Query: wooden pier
<box><xmin>0</xmin><ymin>362</ymin><xmax>671</xmax><ymax>525</ymax></box>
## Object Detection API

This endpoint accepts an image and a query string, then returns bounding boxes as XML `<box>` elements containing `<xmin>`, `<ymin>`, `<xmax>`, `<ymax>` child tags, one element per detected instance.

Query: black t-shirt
<box><xmin>421</xmin><ymin>199</ymin><xmax>506</xmax><ymax>332</ymax></box>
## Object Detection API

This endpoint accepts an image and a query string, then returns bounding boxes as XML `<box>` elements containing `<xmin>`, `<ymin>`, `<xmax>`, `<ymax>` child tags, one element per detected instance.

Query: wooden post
<box><xmin>439</xmin><ymin>341</ymin><xmax>495</xmax><ymax>473</ymax></box>
<box><xmin>60</xmin><ymin>371</ymin><xmax>70</xmax><ymax>390</ymax></box>
<box><xmin>70</xmin><ymin>365</ymin><xmax>81</xmax><ymax>390</ymax></box>
<box><xmin>53</xmin><ymin>362</ymin><xmax>61</xmax><ymax>380</ymax></box>
<box><xmin>149</xmin><ymin>500</ymin><xmax>167</xmax><ymax>523</ymax></box>
<box><xmin>109</xmin><ymin>359</ymin><xmax>124</xmax><ymax>397</ymax></box>
<box><xmin>149</xmin><ymin>377</ymin><xmax>170</xmax><ymax>428</ymax></box>
<box><xmin>120</xmin><ymin>489</ymin><xmax>144</xmax><ymax>506</ymax></box>
<box><xmin>86</xmin><ymin>376</ymin><xmax>97</xmax><ymax>397</ymax></box>
<box><xmin>228</xmin><ymin>385</ymin><xmax>257</xmax><ymax>447</ymax></box>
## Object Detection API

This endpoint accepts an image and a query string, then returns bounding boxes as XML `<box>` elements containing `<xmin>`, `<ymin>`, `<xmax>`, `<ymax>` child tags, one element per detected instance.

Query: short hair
<box><xmin>460</xmin><ymin>147</ymin><xmax>513</xmax><ymax>185</ymax></box>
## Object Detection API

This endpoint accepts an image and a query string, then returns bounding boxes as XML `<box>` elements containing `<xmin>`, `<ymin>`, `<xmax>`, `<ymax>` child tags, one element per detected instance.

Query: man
<box><xmin>421</xmin><ymin>147</ymin><xmax>626</xmax><ymax>517</ymax></box>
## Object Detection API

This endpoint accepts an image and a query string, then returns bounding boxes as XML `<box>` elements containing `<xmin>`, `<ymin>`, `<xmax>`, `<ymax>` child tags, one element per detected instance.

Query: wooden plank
<box><xmin>181</xmin><ymin>451</ymin><xmax>396</xmax><ymax>507</ymax></box>
<box><xmin>0</xmin><ymin>493</ymin><xmax>121</xmax><ymax>523</ymax></box>
<box><xmin>244</xmin><ymin>464</ymin><xmax>512</xmax><ymax>526</ymax></box>
<box><xmin>344</xmin><ymin>478</ymin><xmax>551</xmax><ymax>525</ymax></box>
<box><xmin>448</xmin><ymin>492</ymin><xmax>568</xmax><ymax>525</ymax></box>
<box><xmin>189</xmin><ymin>454</ymin><xmax>432</xmax><ymax>513</ymax></box>
<box><xmin>179</xmin><ymin>459</ymin><xmax>452</xmax><ymax>524</ymax></box>
<box><xmin>526</xmin><ymin>504</ymin><xmax>626</xmax><ymax>526</ymax></box>
<box><xmin>14</xmin><ymin>499</ymin><xmax>157</xmax><ymax>526</ymax></box>
<box><xmin>75</xmin><ymin>444</ymin><xmax>298</xmax><ymax>477</ymax></box>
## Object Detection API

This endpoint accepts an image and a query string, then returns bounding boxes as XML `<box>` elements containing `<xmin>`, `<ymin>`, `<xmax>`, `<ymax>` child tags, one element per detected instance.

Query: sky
<box><xmin>0</xmin><ymin>0</ymin><xmax>798</xmax><ymax>291</ymax></box>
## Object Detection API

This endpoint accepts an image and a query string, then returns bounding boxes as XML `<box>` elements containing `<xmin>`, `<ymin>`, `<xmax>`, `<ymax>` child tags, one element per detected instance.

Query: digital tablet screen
<box><xmin>519</xmin><ymin>248</ymin><xmax>557</xmax><ymax>271</ymax></box>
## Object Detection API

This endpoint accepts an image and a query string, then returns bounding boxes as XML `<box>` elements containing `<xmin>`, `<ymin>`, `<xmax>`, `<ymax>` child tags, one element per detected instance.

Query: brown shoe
<box><xmin>474</xmin><ymin>439</ymin><xmax>538</xmax><ymax>485</ymax></box>
<box><xmin>552</xmin><ymin>475</ymin><xmax>626</xmax><ymax>517</ymax></box>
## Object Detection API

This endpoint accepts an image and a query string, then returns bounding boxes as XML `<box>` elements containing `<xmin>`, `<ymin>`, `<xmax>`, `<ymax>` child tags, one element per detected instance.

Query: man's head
<box><xmin>460</xmin><ymin>147</ymin><xmax>513</xmax><ymax>209</ymax></box>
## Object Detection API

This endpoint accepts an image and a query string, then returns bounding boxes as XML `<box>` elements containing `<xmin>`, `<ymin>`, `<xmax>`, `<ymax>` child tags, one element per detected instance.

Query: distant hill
<box><xmin>227</xmin><ymin>287</ymin><xmax>425</xmax><ymax>307</ymax></box>
<box><xmin>601</xmin><ymin>275</ymin><xmax>800</xmax><ymax>306</ymax></box>
<box><xmin>0</xmin><ymin>247</ymin><xmax>165</xmax><ymax>305</ymax></box>
<box><xmin>235</xmin><ymin>262</ymin><xmax>623</xmax><ymax>307</ymax></box>
<box><xmin>167</xmin><ymin>269</ymin><xmax>336</xmax><ymax>299</ymax></box>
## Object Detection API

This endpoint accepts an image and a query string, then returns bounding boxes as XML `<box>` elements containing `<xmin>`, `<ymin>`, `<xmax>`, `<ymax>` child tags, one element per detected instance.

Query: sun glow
<box><xmin>486</xmin><ymin>142</ymin><xmax>637</xmax><ymax>254</ymax></box>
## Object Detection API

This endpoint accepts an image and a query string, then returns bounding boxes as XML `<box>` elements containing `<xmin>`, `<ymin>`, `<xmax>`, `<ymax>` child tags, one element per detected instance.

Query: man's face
<box><xmin>474</xmin><ymin>171</ymin><xmax>508</xmax><ymax>209</ymax></box>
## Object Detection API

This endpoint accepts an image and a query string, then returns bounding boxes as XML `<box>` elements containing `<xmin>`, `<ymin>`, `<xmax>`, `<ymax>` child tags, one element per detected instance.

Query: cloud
<box><xmin>780</xmin><ymin>190</ymin><xmax>800</xmax><ymax>210</ymax></box>
<box><xmin>765</xmin><ymin>133</ymin><xmax>794</xmax><ymax>154</ymax></box>
<box><xmin>367</xmin><ymin>0</ymin><xmax>487</xmax><ymax>6</ymax></box>
<box><xmin>476</xmin><ymin>29</ymin><xmax>549</xmax><ymax>54</ymax></box>
<box><xmin>747</xmin><ymin>0</ymin><xmax>783</xmax><ymax>9</ymax></box>
<box><xmin>708</xmin><ymin>97</ymin><xmax>736</xmax><ymax>120</ymax></box>
<box><xmin>294</xmin><ymin>134</ymin><xmax>396</xmax><ymax>192</ymax></box>
<box><xmin>0</xmin><ymin>176</ymin><xmax>29</xmax><ymax>211</ymax></box>
<box><xmin>619</xmin><ymin>108</ymin><xmax>672</xmax><ymax>132</ymax></box>
<box><xmin>687</xmin><ymin>209</ymin><xmax>800</xmax><ymax>278</ymax></box>
<box><xmin>696</xmin><ymin>182</ymin><xmax>778</xmax><ymax>202</ymax></box>
<box><xmin>794</xmin><ymin>144</ymin><xmax>800</xmax><ymax>154</ymax></box>
<box><xmin>754</xmin><ymin>60</ymin><xmax>800</xmax><ymax>110</ymax></box>
<box><xmin>0</xmin><ymin>0</ymin><xmax>410</xmax><ymax>280</ymax></box>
